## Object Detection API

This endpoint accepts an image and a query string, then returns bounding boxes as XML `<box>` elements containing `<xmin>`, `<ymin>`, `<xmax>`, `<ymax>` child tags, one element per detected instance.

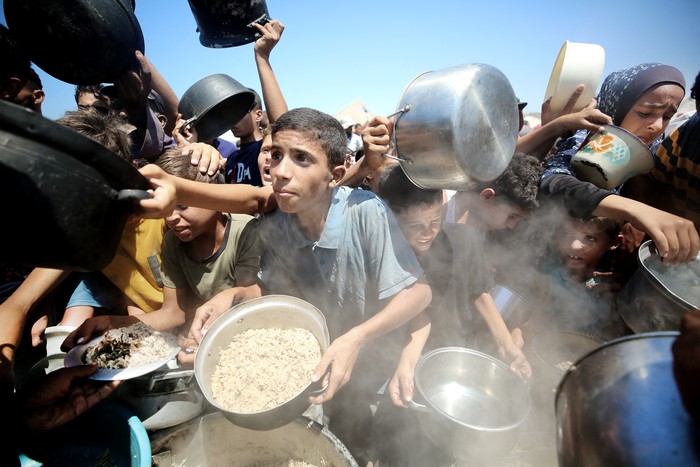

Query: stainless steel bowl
<box><xmin>194</xmin><ymin>295</ymin><xmax>330</xmax><ymax>431</ymax></box>
<box><xmin>413</xmin><ymin>347</ymin><xmax>531</xmax><ymax>463</ymax></box>
<box><xmin>556</xmin><ymin>332</ymin><xmax>700</xmax><ymax>466</ymax></box>
<box><xmin>617</xmin><ymin>240</ymin><xmax>699</xmax><ymax>333</ymax></box>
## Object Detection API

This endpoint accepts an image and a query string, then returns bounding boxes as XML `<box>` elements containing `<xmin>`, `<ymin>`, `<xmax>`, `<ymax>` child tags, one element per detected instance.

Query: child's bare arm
<box><xmin>474</xmin><ymin>292</ymin><xmax>532</xmax><ymax>381</ymax></box>
<box><xmin>387</xmin><ymin>311</ymin><xmax>431</xmax><ymax>407</ymax></box>
<box><xmin>309</xmin><ymin>277</ymin><xmax>432</xmax><ymax>405</ymax></box>
<box><xmin>137</xmin><ymin>164</ymin><xmax>276</xmax><ymax>218</ymax></box>
<box><xmin>252</xmin><ymin>19</ymin><xmax>288</xmax><ymax>124</ymax></box>
<box><xmin>594</xmin><ymin>195</ymin><xmax>699</xmax><ymax>264</ymax></box>
<box><xmin>133</xmin><ymin>287</ymin><xmax>186</xmax><ymax>332</ymax></box>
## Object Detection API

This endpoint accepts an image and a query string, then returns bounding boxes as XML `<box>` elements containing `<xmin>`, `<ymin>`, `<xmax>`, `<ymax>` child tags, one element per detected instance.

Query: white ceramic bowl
<box><xmin>571</xmin><ymin>124</ymin><xmax>653</xmax><ymax>190</ymax></box>
<box><xmin>544</xmin><ymin>41</ymin><xmax>606</xmax><ymax>113</ymax></box>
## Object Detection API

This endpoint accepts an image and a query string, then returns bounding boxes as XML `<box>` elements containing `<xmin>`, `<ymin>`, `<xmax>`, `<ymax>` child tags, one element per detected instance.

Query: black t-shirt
<box><xmin>422</xmin><ymin>223</ymin><xmax>494</xmax><ymax>350</ymax></box>
<box><xmin>224</xmin><ymin>139</ymin><xmax>263</xmax><ymax>186</ymax></box>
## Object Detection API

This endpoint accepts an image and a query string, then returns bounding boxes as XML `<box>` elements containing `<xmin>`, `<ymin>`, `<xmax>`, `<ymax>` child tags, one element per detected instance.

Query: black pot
<box><xmin>0</xmin><ymin>100</ymin><xmax>150</xmax><ymax>271</ymax></box>
<box><xmin>187</xmin><ymin>0</ymin><xmax>270</xmax><ymax>48</ymax></box>
<box><xmin>178</xmin><ymin>74</ymin><xmax>255</xmax><ymax>142</ymax></box>
<box><xmin>4</xmin><ymin>0</ymin><xmax>144</xmax><ymax>85</ymax></box>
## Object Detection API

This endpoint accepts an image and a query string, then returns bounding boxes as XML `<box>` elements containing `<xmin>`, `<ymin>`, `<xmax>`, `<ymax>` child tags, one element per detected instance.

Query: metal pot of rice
<box><xmin>194</xmin><ymin>295</ymin><xmax>331</xmax><ymax>431</ymax></box>
<box><xmin>150</xmin><ymin>411</ymin><xmax>357</xmax><ymax>466</ymax></box>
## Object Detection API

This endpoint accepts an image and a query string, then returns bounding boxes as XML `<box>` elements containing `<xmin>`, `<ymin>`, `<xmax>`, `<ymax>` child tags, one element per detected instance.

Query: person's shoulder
<box><xmin>228</xmin><ymin>213</ymin><xmax>257</xmax><ymax>224</ymax></box>
<box><xmin>339</xmin><ymin>186</ymin><xmax>389</xmax><ymax>213</ymax></box>
<box><xmin>442</xmin><ymin>222</ymin><xmax>484</xmax><ymax>246</ymax></box>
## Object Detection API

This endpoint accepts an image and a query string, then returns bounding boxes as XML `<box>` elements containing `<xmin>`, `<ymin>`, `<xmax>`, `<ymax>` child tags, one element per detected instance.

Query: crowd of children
<box><xmin>1</xmin><ymin>12</ymin><xmax>700</xmax><ymax>467</ymax></box>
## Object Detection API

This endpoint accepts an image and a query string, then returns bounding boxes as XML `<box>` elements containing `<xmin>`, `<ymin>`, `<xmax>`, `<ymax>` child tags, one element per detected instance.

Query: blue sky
<box><xmin>3</xmin><ymin>0</ymin><xmax>699</xmax><ymax>121</ymax></box>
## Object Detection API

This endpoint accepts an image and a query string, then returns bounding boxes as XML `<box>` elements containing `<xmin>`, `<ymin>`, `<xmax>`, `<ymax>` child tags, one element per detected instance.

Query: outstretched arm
<box><xmin>517</xmin><ymin>92</ymin><xmax>611</xmax><ymax>160</ymax></box>
<box><xmin>136</xmin><ymin>164</ymin><xmax>276</xmax><ymax>219</ymax></box>
<box><xmin>594</xmin><ymin>195</ymin><xmax>699</xmax><ymax>265</ymax></box>
<box><xmin>252</xmin><ymin>20</ymin><xmax>288</xmax><ymax>124</ymax></box>
<box><xmin>387</xmin><ymin>311</ymin><xmax>431</xmax><ymax>407</ymax></box>
<box><xmin>309</xmin><ymin>278</ymin><xmax>432</xmax><ymax>405</ymax></box>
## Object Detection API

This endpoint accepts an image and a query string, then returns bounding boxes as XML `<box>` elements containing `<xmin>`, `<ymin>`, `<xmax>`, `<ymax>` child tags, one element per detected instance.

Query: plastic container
<box><xmin>544</xmin><ymin>41</ymin><xmax>605</xmax><ymax>113</ymax></box>
<box><xmin>18</xmin><ymin>400</ymin><xmax>150</xmax><ymax>467</ymax></box>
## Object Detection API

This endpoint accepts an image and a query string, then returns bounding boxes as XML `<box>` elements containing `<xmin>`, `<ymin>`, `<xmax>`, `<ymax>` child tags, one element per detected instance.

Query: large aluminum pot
<box><xmin>194</xmin><ymin>295</ymin><xmax>330</xmax><ymax>431</ymax></box>
<box><xmin>4</xmin><ymin>0</ymin><xmax>144</xmax><ymax>84</ymax></box>
<box><xmin>617</xmin><ymin>240</ymin><xmax>699</xmax><ymax>333</ymax></box>
<box><xmin>393</xmin><ymin>63</ymin><xmax>519</xmax><ymax>190</ymax></box>
<box><xmin>178</xmin><ymin>73</ymin><xmax>256</xmax><ymax>142</ymax></box>
<box><xmin>150</xmin><ymin>412</ymin><xmax>357</xmax><ymax>466</ymax></box>
<box><xmin>411</xmin><ymin>347</ymin><xmax>531</xmax><ymax>463</ymax></box>
<box><xmin>556</xmin><ymin>332</ymin><xmax>700</xmax><ymax>466</ymax></box>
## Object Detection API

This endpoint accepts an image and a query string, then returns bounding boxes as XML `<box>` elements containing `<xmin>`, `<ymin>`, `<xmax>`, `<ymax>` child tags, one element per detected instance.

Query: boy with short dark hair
<box><xmin>145</xmin><ymin>148</ymin><xmax>262</xmax><ymax>334</ymax></box>
<box><xmin>181</xmin><ymin>108</ymin><xmax>430</xmax><ymax>462</ymax></box>
<box><xmin>539</xmin><ymin>215</ymin><xmax>629</xmax><ymax>341</ymax></box>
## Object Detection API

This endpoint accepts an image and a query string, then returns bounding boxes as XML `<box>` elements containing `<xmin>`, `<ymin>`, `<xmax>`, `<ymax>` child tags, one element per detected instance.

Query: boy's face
<box><xmin>231</xmin><ymin>108</ymin><xmax>262</xmax><ymax>138</ymax></box>
<box><xmin>482</xmin><ymin>201</ymin><xmax>529</xmax><ymax>231</ymax></box>
<box><xmin>557</xmin><ymin>219</ymin><xmax>613</xmax><ymax>274</ymax></box>
<box><xmin>257</xmin><ymin>133</ymin><xmax>272</xmax><ymax>186</ymax></box>
<box><xmin>395</xmin><ymin>202</ymin><xmax>443</xmax><ymax>257</ymax></box>
<box><xmin>165</xmin><ymin>205</ymin><xmax>220</xmax><ymax>242</ymax></box>
<box><xmin>269</xmin><ymin>130</ymin><xmax>344</xmax><ymax>214</ymax></box>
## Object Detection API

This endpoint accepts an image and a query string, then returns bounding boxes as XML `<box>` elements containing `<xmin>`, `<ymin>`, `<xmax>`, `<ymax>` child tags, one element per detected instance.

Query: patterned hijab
<box><xmin>596</xmin><ymin>63</ymin><xmax>686</xmax><ymax>126</ymax></box>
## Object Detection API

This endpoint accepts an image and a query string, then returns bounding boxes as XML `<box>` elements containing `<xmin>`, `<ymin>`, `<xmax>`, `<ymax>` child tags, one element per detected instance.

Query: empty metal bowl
<box><xmin>556</xmin><ymin>332</ymin><xmax>700</xmax><ymax>466</ymax></box>
<box><xmin>412</xmin><ymin>347</ymin><xmax>531</xmax><ymax>463</ymax></box>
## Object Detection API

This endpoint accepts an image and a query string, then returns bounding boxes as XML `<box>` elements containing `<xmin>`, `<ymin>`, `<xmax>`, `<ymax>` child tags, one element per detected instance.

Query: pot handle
<box><xmin>117</xmin><ymin>189</ymin><xmax>152</xmax><ymax>202</ymax></box>
<box><xmin>406</xmin><ymin>399</ymin><xmax>431</xmax><ymax>413</ymax></box>
<box><xmin>304</xmin><ymin>367</ymin><xmax>332</xmax><ymax>397</ymax></box>
<box><xmin>178</xmin><ymin>116</ymin><xmax>198</xmax><ymax>136</ymax></box>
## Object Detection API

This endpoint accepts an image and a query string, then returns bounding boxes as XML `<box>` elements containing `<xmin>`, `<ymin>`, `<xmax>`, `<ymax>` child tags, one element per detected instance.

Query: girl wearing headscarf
<box><xmin>538</xmin><ymin>63</ymin><xmax>698</xmax><ymax>265</ymax></box>
<box><xmin>543</xmin><ymin>63</ymin><xmax>686</xmax><ymax>192</ymax></box>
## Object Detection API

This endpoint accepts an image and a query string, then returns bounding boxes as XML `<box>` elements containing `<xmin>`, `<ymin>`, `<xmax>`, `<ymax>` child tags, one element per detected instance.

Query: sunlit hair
<box><xmin>377</xmin><ymin>163</ymin><xmax>442</xmax><ymax>214</ymax></box>
<box><xmin>271</xmin><ymin>107</ymin><xmax>347</xmax><ymax>168</ymax></box>
<box><xmin>57</xmin><ymin>108</ymin><xmax>131</xmax><ymax>160</ymax></box>
<box><xmin>575</xmin><ymin>217</ymin><xmax>622</xmax><ymax>242</ymax></box>
<box><xmin>473</xmin><ymin>153</ymin><xmax>543</xmax><ymax>211</ymax></box>
<box><xmin>155</xmin><ymin>147</ymin><xmax>224</xmax><ymax>184</ymax></box>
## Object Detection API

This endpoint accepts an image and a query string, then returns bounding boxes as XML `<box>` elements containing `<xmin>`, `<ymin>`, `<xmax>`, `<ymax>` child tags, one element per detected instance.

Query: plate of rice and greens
<box><xmin>64</xmin><ymin>322</ymin><xmax>181</xmax><ymax>380</ymax></box>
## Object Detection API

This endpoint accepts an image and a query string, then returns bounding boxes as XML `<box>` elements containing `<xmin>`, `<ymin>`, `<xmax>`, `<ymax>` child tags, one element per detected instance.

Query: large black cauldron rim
<box><xmin>0</xmin><ymin>100</ymin><xmax>150</xmax><ymax>271</ymax></box>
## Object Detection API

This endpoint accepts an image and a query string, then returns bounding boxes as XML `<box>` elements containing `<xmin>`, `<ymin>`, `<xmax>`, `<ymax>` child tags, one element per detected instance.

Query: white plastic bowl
<box><xmin>544</xmin><ymin>41</ymin><xmax>606</xmax><ymax>113</ymax></box>
<box><xmin>44</xmin><ymin>325</ymin><xmax>77</xmax><ymax>356</ymax></box>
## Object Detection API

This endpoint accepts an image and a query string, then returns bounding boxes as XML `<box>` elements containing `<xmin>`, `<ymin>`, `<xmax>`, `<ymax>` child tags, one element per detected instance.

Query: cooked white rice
<box><xmin>84</xmin><ymin>322</ymin><xmax>179</xmax><ymax>369</ymax></box>
<box><xmin>211</xmin><ymin>328</ymin><xmax>321</xmax><ymax>414</ymax></box>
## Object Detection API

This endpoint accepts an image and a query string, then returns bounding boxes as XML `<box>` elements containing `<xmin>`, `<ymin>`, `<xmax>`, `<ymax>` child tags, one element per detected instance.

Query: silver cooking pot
<box><xmin>556</xmin><ymin>332</ymin><xmax>700</xmax><ymax>466</ymax></box>
<box><xmin>617</xmin><ymin>240</ymin><xmax>699</xmax><ymax>333</ymax></box>
<box><xmin>409</xmin><ymin>347</ymin><xmax>531</xmax><ymax>463</ymax></box>
<box><xmin>150</xmin><ymin>411</ymin><xmax>357</xmax><ymax>466</ymax></box>
<box><xmin>194</xmin><ymin>295</ymin><xmax>330</xmax><ymax>431</ymax></box>
<box><xmin>393</xmin><ymin>63</ymin><xmax>519</xmax><ymax>190</ymax></box>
